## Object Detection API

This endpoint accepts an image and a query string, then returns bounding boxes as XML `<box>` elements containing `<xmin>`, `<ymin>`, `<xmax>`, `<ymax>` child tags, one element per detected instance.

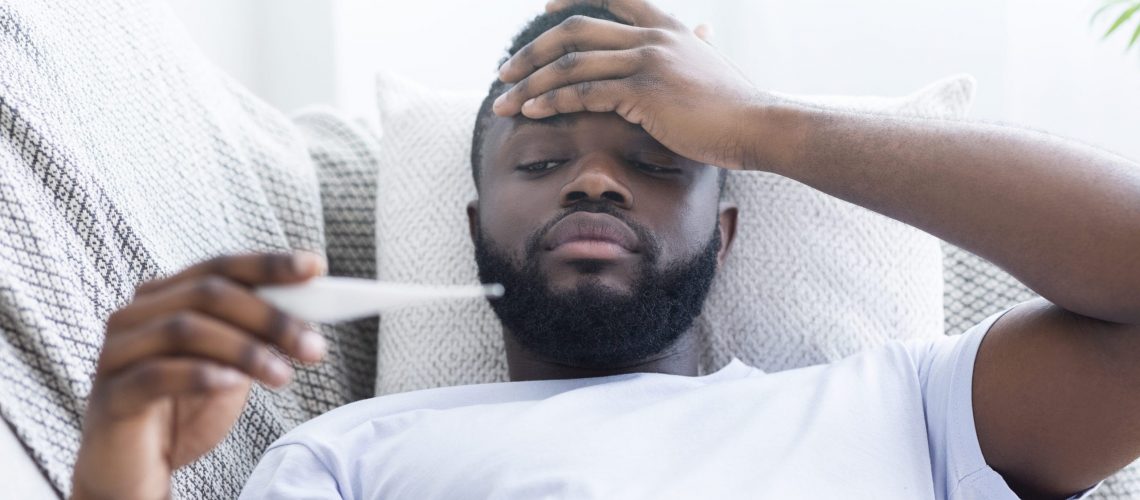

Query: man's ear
<box><xmin>467</xmin><ymin>200</ymin><xmax>480</xmax><ymax>245</ymax></box>
<box><xmin>716</xmin><ymin>202</ymin><xmax>738</xmax><ymax>269</ymax></box>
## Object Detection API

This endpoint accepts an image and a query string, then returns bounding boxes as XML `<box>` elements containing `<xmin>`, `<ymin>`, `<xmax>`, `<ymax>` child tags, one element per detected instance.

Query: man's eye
<box><xmin>633</xmin><ymin>162</ymin><xmax>677</xmax><ymax>174</ymax></box>
<box><xmin>517</xmin><ymin>160</ymin><xmax>565</xmax><ymax>173</ymax></box>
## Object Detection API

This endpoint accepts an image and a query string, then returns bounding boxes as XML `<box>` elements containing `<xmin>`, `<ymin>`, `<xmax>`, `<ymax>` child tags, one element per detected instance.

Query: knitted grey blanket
<box><xmin>0</xmin><ymin>1</ymin><xmax>379</xmax><ymax>497</ymax></box>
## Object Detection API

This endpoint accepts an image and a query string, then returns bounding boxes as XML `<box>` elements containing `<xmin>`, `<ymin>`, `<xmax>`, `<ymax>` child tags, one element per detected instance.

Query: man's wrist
<box><xmin>737</xmin><ymin>94</ymin><xmax>810</xmax><ymax>175</ymax></box>
<box><xmin>70</xmin><ymin>480</ymin><xmax>102</xmax><ymax>500</ymax></box>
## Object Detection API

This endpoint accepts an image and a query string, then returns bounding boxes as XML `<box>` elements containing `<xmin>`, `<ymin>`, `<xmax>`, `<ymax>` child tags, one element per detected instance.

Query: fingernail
<box><xmin>216</xmin><ymin>367</ymin><xmax>244</xmax><ymax>387</ymax></box>
<box><xmin>522</xmin><ymin>98</ymin><xmax>537</xmax><ymax>112</ymax></box>
<box><xmin>292</xmin><ymin>252</ymin><xmax>324</xmax><ymax>276</ymax></box>
<box><xmin>297</xmin><ymin>330</ymin><xmax>328</xmax><ymax>360</ymax></box>
<box><xmin>265</xmin><ymin>357</ymin><xmax>293</xmax><ymax>386</ymax></box>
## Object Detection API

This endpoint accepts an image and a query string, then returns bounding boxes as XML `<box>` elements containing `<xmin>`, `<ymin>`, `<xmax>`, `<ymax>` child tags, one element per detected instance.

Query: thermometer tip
<box><xmin>483</xmin><ymin>283</ymin><xmax>506</xmax><ymax>298</ymax></box>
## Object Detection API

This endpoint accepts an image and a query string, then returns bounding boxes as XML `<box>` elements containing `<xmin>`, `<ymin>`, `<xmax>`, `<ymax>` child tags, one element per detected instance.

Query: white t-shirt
<box><xmin>241</xmin><ymin>311</ymin><xmax>1098</xmax><ymax>499</ymax></box>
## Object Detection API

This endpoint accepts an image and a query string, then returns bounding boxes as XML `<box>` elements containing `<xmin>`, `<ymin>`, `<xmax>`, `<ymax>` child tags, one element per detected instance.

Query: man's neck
<box><xmin>504</xmin><ymin>331</ymin><xmax>700</xmax><ymax>381</ymax></box>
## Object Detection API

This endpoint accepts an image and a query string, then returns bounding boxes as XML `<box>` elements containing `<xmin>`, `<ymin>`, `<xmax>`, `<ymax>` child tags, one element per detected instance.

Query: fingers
<box><xmin>498</xmin><ymin>15</ymin><xmax>646</xmax><ymax>83</ymax></box>
<box><xmin>134</xmin><ymin>251</ymin><xmax>325</xmax><ymax>297</ymax></box>
<box><xmin>496</xmin><ymin>4</ymin><xmax>692</xmax><ymax>120</ymax></box>
<box><xmin>107</xmin><ymin>276</ymin><xmax>325</xmax><ymax>363</ymax></box>
<box><xmin>99</xmin><ymin>312</ymin><xmax>296</xmax><ymax>388</ymax></box>
<box><xmin>495</xmin><ymin>49</ymin><xmax>644</xmax><ymax>116</ymax></box>
<box><xmin>519</xmin><ymin>79</ymin><xmax>631</xmax><ymax>120</ymax></box>
<box><xmin>545</xmin><ymin>0</ymin><xmax>678</xmax><ymax>29</ymax></box>
<box><xmin>98</xmin><ymin>359</ymin><xmax>246</xmax><ymax>417</ymax></box>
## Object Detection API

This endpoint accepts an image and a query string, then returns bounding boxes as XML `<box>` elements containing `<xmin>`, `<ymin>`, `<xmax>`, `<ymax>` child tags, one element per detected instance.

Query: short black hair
<box><xmin>470</xmin><ymin>6</ymin><xmax>728</xmax><ymax>195</ymax></box>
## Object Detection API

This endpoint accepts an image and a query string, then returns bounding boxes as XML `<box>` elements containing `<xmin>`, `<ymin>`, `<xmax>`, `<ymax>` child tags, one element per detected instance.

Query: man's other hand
<box><xmin>494</xmin><ymin>0</ymin><xmax>767</xmax><ymax>170</ymax></box>
<box><xmin>71</xmin><ymin>253</ymin><xmax>328</xmax><ymax>500</ymax></box>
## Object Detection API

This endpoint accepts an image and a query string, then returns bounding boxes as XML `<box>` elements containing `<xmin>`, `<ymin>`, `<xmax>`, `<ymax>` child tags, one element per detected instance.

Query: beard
<box><xmin>474</xmin><ymin>205</ymin><xmax>720</xmax><ymax>369</ymax></box>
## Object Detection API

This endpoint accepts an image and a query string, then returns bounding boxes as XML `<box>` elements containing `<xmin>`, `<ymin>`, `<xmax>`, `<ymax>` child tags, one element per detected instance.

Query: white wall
<box><xmin>166</xmin><ymin>0</ymin><xmax>337</xmax><ymax>112</ymax></box>
<box><xmin>1003</xmin><ymin>0</ymin><xmax>1140</xmax><ymax>159</ymax></box>
<box><xmin>167</xmin><ymin>0</ymin><xmax>1140</xmax><ymax>159</ymax></box>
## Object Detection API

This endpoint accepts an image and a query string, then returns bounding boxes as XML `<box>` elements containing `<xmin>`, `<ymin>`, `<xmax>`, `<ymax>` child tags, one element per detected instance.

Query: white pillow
<box><xmin>373</xmin><ymin>72</ymin><xmax>975</xmax><ymax>395</ymax></box>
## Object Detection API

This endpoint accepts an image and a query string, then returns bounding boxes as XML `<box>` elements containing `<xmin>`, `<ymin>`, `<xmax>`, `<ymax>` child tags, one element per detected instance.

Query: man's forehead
<box><xmin>507</xmin><ymin>112</ymin><xmax>581</xmax><ymax>131</ymax></box>
<box><xmin>492</xmin><ymin>112</ymin><xmax>656</xmax><ymax>142</ymax></box>
<box><xmin>504</xmin><ymin>111</ymin><xmax>650</xmax><ymax>133</ymax></box>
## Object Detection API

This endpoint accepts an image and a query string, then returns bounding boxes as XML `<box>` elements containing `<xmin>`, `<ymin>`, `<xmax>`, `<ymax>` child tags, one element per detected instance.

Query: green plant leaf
<box><xmin>1129</xmin><ymin>19</ymin><xmax>1140</xmax><ymax>48</ymax></box>
<box><xmin>1104</xmin><ymin>3</ymin><xmax>1140</xmax><ymax>38</ymax></box>
<box><xmin>1092</xmin><ymin>0</ymin><xmax>1135</xmax><ymax>24</ymax></box>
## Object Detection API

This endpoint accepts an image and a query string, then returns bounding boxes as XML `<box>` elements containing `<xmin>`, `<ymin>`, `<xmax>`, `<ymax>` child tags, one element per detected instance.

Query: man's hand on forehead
<box><xmin>493</xmin><ymin>0</ymin><xmax>769</xmax><ymax>171</ymax></box>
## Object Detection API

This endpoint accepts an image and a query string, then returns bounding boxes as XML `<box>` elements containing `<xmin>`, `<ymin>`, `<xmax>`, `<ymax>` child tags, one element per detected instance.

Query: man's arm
<box><xmin>757</xmin><ymin>103</ymin><xmax>1140</xmax><ymax>498</ymax></box>
<box><xmin>974</xmin><ymin>300</ymin><xmax>1140</xmax><ymax>498</ymax></box>
<box><xmin>494</xmin><ymin>0</ymin><xmax>1140</xmax><ymax>497</ymax></box>
<box><xmin>742</xmin><ymin>104</ymin><xmax>1140</xmax><ymax>325</ymax></box>
<box><xmin>733</xmin><ymin>79</ymin><xmax>1140</xmax><ymax>500</ymax></box>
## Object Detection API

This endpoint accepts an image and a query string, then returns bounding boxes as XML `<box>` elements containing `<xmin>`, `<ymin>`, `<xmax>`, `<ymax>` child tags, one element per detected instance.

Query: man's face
<box><xmin>469</xmin><ymin>110</ymin><xmax>736</xmax><ymax>368</ymax></box>
<box><xmin>474</xmin><ymin>112</ymin><xmax>727</xmax><ymax>289</ymax></box>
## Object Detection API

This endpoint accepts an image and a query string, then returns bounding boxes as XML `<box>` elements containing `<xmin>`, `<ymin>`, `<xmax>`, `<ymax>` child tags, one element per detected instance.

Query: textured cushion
<box><xmin>371</xmin><ymin>73</ymin><xmax>969</xmax><ymax>395</ymax></box>
<box><xmin>0</xmin><ymin>2</ymin><xmax>380</xmax><ymax>498</ymax></box>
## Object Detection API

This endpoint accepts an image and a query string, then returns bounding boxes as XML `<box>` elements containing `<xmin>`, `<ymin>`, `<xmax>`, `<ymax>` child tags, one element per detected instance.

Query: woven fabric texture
<box><xmin>371</xmin><ymin>73</ymin><xmax>968</xmax><ymax>396</ymax></box>
<box><xmin>0</xmin><ymin>2</ymin><xmax>379</xmax><ymax>498</ymax></box>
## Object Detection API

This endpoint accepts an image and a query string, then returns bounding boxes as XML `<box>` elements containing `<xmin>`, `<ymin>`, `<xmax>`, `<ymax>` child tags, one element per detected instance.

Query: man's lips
<box><xmin>542</xmin><ymin>212</ymin><xmax>640</xmax><ymax>260</ymax></box>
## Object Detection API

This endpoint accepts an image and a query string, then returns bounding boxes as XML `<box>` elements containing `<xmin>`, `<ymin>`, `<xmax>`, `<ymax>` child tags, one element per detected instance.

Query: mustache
<box><xmin>523</xmin><ymin>202</ymin><xmax>661</xmax><ymax>263</ymax></box>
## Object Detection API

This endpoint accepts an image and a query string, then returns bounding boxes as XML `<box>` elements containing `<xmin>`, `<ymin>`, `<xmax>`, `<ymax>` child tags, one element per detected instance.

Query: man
<box><xmin>71</xmin><ymin>1</ymin><xmax>1140</xmax><ymax>499</ymax></box>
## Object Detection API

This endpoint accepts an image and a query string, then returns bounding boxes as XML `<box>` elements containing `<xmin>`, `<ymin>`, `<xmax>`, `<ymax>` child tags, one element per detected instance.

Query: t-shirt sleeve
<box><xmin>907</xmin><ymin>307</ymin><xmax>1100</xmax><ymax>500</ymax></box>
<box><xmin>239</xmin><ymin>443</ymin><xmax>343</xmax><ymax>499</ymax></box>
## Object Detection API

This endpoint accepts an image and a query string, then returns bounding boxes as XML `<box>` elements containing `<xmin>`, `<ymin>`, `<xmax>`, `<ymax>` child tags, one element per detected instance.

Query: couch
<box><xmin>0</xmin><ymin>1</ymin><xmax>1135</xmax><ymax>498</ymax></box>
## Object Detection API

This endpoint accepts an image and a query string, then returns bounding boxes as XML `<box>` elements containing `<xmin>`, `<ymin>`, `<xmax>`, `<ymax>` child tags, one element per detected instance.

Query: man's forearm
<box><xmin>746</xmin><ymin>102</ymin><xmax>1140</xmax><ymax>324</ymax></box>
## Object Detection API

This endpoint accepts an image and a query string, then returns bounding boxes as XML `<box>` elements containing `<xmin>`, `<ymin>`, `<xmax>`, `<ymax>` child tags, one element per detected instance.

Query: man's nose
<box><xmin>559</xmin><ymin>154</ymin><xmax>634</xmax><ymax>210</ymax></box>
